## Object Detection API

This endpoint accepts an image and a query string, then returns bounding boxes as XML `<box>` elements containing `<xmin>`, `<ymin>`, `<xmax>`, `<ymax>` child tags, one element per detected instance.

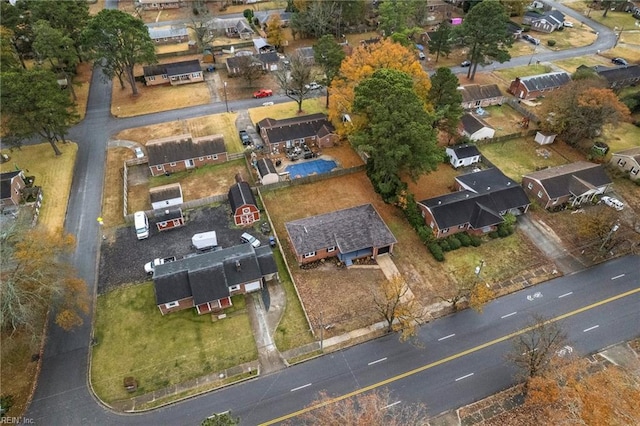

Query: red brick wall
<box><xmin>149</xmin><ymin>154</ymin><xmax>227</xmax><ymax>176</ymax></box>
<box><xmin>158</xmin><ymin>297</ymin><xmax>194</xmax><ymax>315</ymax></box>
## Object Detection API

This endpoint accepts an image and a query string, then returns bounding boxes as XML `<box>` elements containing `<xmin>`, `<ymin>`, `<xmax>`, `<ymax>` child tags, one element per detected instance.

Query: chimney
<box><xmin>235</xmin><ymin>173</ymin><xmax>244</xmax><ymax>183</ymax></box>
<box><xmin>235</xmin><ymin>260</ymin><xmax>241</xmax><ymax>272</ymax></box>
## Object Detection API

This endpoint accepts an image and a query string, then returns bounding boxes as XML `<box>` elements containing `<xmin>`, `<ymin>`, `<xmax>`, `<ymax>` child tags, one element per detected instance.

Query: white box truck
<box><xmin>192</xmin><ymin>231</ymin><xmax>218</xmax><ymax>251</ymax></box>
<box><xmin>134</xmin><ymin>211</ymin><xmax>149</xmax><ymax>240</ymax></box>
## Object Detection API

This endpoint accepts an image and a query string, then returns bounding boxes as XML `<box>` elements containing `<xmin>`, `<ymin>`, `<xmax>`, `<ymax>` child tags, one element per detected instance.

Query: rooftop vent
<box><xmin>235</xmin><ymin>260</ymin><xmax>241</xmax><ymax>272</ymax></box>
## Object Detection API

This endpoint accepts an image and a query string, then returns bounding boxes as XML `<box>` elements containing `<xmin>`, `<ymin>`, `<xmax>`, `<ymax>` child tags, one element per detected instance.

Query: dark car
<box><xmin>239</xmin><ymin>130</ymin><xmax>251</xmax><ymax>145</ymax></box>
<box><xmin>461</xmin><ymin>60</ymin><xmax>471</xmax><ymax>67</ymax></box>
<box><xmin>612</xmin><ymin>57</ymin><xmax>628</xmax><ymax>66</ymax></box>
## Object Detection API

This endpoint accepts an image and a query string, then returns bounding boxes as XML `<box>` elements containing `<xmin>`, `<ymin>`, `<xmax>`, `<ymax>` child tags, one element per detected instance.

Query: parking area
<box><xmin>97</xmin><ymin>205</ymin><xmax>269</xmax><ymax>293</ymax></box>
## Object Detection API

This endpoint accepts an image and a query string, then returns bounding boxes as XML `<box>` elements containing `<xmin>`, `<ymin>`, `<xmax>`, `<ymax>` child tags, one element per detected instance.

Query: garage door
<box><xmin>245</xmin><ymin>281</ymin><xmax>262</xmax><ymax>292</ymax></box>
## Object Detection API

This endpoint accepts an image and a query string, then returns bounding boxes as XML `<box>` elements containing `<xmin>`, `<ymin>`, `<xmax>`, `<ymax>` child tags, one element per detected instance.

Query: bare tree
<box><xmin>273</xmin><ymin>51</ymin><xmax>315</xmax><ymax>113</ymax></box>
<box><xmin>372</xmin><ymin>275</ymin><xmax>424</xmax><ymax>342</ymax></box>
<box><xmin>235</xmin><ymin>55</ymin><xmax>265</xmax><ymax>88</ymax></box>
<box><xmin>186</xmin><ymin>4</ymin><xmax>215</xmax><ymax>51</ymax></box>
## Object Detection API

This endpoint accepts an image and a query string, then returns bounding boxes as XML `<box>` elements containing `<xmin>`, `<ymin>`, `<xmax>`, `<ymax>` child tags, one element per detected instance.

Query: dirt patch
<box><xmin>101</xmin><ymin>147</ymin><xmax>132</xmax><ymax>227</ymax></box>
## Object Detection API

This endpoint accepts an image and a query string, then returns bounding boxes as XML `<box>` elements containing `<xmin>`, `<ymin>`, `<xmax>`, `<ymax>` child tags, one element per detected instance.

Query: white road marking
<box><xmin>290</xmin><ymin>383</ymin><xmax>312</xmax><ymax>392</ymax></box>
<box><xmin>438</xmin><ymin>334</ymin><xmax>456</xmax><ymax>341</ymax></box>
<box><xmin>558</xmin><ymin>292</ymin><xmax>573</xmax><ymax>298</ymax></box>
<box><xmin>611</xmin><ymin>274</ymin><xmax>625</xmax><ymax>280</ymax></box>
<box><xmin>583</xmin><ymin>325</ymin><xmax>600</xmax><ymax>333</ymax></box>
<box><xmin>501</xmin><ymin>312</ymin><xmax>517</xmax><ymax>319</ymax></box>
<box><xmin>383</xmin><ymin>401</ymin><xmax>401</xmax><ymax>409</ymax></box>
<box><xmin>368</xmin><ymin>357</ymin><xmax>387</xmax><ymax>366</ymax></box>
<box><xmin>455</xmin><ymin>373</ymin><xmax>474</xmax><ymax>382</ymax></box>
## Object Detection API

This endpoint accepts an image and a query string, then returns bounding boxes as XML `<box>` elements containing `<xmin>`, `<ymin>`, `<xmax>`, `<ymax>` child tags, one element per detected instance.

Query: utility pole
<box><xmin>600</xmin><ymin>222</ymin><xmax>620</xmax><ymax>252</ymax></box>
<box><xmin>319</xmin><ymin>311</ymin><xmax>324</xmax><ymax>352</ymax></box>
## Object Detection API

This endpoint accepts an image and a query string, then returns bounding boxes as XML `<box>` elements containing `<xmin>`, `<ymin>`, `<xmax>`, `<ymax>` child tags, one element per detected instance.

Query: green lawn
<box><xmin>248</xmin><ymin>98</ymin><xmax>327</xmax><ymax>125</ymax></box>
<box><xmin>602</xmin><ymin>122</ymin><xmax>640</xmax><ymax>153</ymax></box>
<box><xmin>494</xmin><ymin>64</ymin><xmax>552</xmax><ymax>82</ymax></box>
<box><xmin>553</xmin><ymin>56</ymin><xmax>612</xmax><ymax>73</ymax></box>
<box><xmin>479</xmin><ymin>137</ymin><xmax>570</xmax><ymax>181</ymax></box>
<box><xmin>91</xmin><ymin>283</ymin><xmax>257</xmax><ymax>403</ymax></box>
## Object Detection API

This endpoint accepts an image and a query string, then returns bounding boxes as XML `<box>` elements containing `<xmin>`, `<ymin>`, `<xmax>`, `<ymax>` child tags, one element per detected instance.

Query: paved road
<box><xmin>23</xmin><ymin>1</ymin><xmax>629</xmax><ymax>424</ymax></box>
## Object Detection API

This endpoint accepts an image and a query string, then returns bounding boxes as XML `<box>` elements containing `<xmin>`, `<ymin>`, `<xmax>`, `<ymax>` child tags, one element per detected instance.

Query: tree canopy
<box><xmin>0</xmin><ymin>26</ymin><xmax>21</xmax><ymax>72</ymax></box>
<box><xmin>329</xmin><ymin>38</ymin><xmax>432</xmax><ymax>136</ymax></box>
<box><xmin>29</xmin><ymin>0</ymin><xmax>89</xmax><ymax>62</ymax></box>
<box><xmin>273</xmin><ymin>51</ymin><xmax>315</xmax><ymax>113</ymax></box>
<box><xmin>372</xmin><ymin>275</ymin><xmax>425</xmax><ymax>342</ymax></box>
<box><xmin>428</xmin><ymin>22</ymin><xmax>453</xmax><ymax>63</ymax></box>
<box><xmin>82</xmin><ymin>9</ymin><xmax>156</xmax><ymax>95</ymax></box>
<box><xmin>313</xmin><ymin>35</ymin><xmax>346</xmax><ymax>108</ymax></box>
<box><xmin>428</xmin><ymin>67</ymin><xmax>464</xmax><ymax>137</ymax></box>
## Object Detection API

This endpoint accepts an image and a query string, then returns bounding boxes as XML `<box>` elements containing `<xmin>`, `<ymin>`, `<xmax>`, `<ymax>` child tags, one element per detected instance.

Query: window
<box><xmin>458</xmin><ymin>224</ymin><xmax>466</xmax><ymax>229</ymax></box>
<box><xmin>212</xmin><ymin>154</ymin><xmax>218</xmax><ymax>160</ymax></box>
<box><xmin>327</xmin><ymin>247</ymin><xmax>335</xmax><ymax>253</ymax></box>
<box><xmin>162</xmin><ymin>74</ymin><xmax>168</xmax><ymax>79</ymax></box>
<box><xmin>199</xmin><ymin>157</ymin><xmax>204</xmax><ymax>161</ymax></box>
<box><xmin>499</xmin><ymin>210</ymin><xmax>506</xmax><ymax>215</ymax></box>
<box><xmin>303</xmin><ymin>251</ymin><xmax>316</xmax><ymax>258</ymax></box>
<box><xmin>617</xmin><ymin>158</ymin><xmax>625</xmax><ymax>166</ymax></box>
<box><xmin>165</xmin><ymin>301</ymin><xmax>179</xmax><ymax>308</ymax></box>
<box><xmin>148</xmin><ymin>76</ymin><xmax>155</xmax><ymax>81</ymax></box>
<box><xmin>632</xmin><ymin>168</ymin><xmax>639</xmax><ymax>175</ymax></box>
<box><xmin>229</xmin><ymin>285</ymin><xmax>241</xmax><ymax>292</ymax></box>
<box><xmin>552</xmin><ymin>199</ymin><xmax>558</xmax><ymax>205</ymax></box>
<box><xmin>192</xmin><ymin>72</ymin><xmax>200</xmax><ymax>78</ymax></box>
<box><xmin>242</xmin><ymin>207</ymin><xmax>251</xmax><ymax>214</ymax></box>
<box><xmin>442</xmin><ymin>228</ymin><xmax>449</xmax><ymax>233</ymax></box>
<box><xmin>206</xmin><ymin>155</ymin><xmax>212</xmax><ymax>160</ymax></box>
<box><xmin>527</xmin><ymin>182</ymin><xmax>533</xmax><ymax>190</ymax></box>
<box><xmin>537</xmin><ymin>191</ymin><xmax>543</xmax><ymax>198</ymax></box>
<box><xmin>458</xmin><ymin>160</ymin><xmax>463</xmax><ymax>165</ymax></box>
<box><xmin>156</xmin><ymin>165</ymin><xmax>163</xmax><ymax>171</ymax></box>
<box><xmin>170</xmin><ymin>162</ymin><xmax>176</xmax><ymax>166</ymax></box>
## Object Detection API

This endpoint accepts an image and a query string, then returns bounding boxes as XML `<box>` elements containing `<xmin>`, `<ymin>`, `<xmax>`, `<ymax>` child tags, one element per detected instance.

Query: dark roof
<box><xmin>226</xmin><ymin>55</ymin><xmax>262</xmax><ymax>69</ymax></box>
<box><xmin>459</xmin><ymin>84</ymin><xmax>503</xmax><ymax>103</ymax></box>
<box><xmin>256</xmin><ymin>52</ymin><xmax>280</xmax><ymax>64</ymax></box>
<box><xmin>146</xmin><ymin>25</ymin><xmax>188</xmax><ymax>39</ymax></box>
<box><xmin>523</xmin><ymin>162</ymin><xmax>612</xmax><ymax>198</ymax></box>
<box><xmin>155</xmin><ymin>207</ymin><xmax>183</xmax><ymax>221</ymax></box>
<box><xmin>149</xmin><ymin>183</ymin><xmax>182</xmax><ymax>203</ymax></box>
<box><xmin>517</xmin><ymin>72</ymin><xmax>571</xmax><ymax>92</ymax></box>
<box><xmin>258</xmin><ymin>113</ymin><xmax>335</xmax><ymax>144</ymax></box>
<box><xmin>146</xmin><ymin>133</ymin><xmax>226</xmax><ymax>166</ymax></box>
<box><xmin>448</xmin><ymin>144</ymin><xmax>481</xmax><ymax>159</ymax></box>
<box><xmin>228</xmin><ymin>181</ymin><xmax>257</xmax><ymax>212</ymax></box>
<box><xmin>455</xmin><ymin>168</ymin><xmax>518</xmax><ymax>194</ymax></box>
<box><xmin>546</xmin><ymin>10</ymin><xmax>565</xmax><ymax>25</ymax></box>
<box><xmin>0</xmin><ymin>170</ymin><xmax>23</xmax><ymax>200</ymax></box>
<box><xmin>524</xmin><ymin>11</ymin><xmax>544</xmax><ymax>19</ymax></box>
<box><xmin>595</xmin><ymin>65</ymin><xmax>640</xmax><ymax>84</ymax></box>
<box><xmin>143</xmin><ymin>59</ymin><xmax>201</xmax><ymax>77</ymax></box>
<box><xmin>285</xmin><ymin>204</ymin><xmax>397</xmax><ymax>256</ymax></box>
<box><xmin>256</xmin><ymin>158</ymin><xmax>276</xmax><ymax>177</ymax></box>
<box><xmin>461</xmin><ymin>113</ymin><xmax>492</xmax><ymax>135</ymax></box>
<box><xmin>419</xmin><ymin>186</ymin><xmax>530</xmax><ymax>230</ymax></box>
<box><xmin>153</xmin><ymin>244</ymin><xmax>275</xmax><ymax>305</ymax></box>
<box><xmin>612</xmin><ymin>147</ymin><xmax>640</xmax><ymax>163</ymax></box>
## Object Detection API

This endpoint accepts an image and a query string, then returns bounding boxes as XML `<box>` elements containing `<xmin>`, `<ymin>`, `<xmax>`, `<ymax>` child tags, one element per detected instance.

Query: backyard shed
<box><xmin>149</xmin><ymin>183</ymin><xmax>183</xmax><ymax>210</ymax></box>
<box><xmin>534</xmin><ymin>131</ymin><xmax>557</xmax><ymax>145</ymax></box>
<box><xmin>256</xmin><ymin>158</ymin><xmax>279</xmax><ymax>185</ymax></box>
<box><xmin>155</xmin><ymin>207</ymin><xmax>185</xmax><ymax>231</ymax></box>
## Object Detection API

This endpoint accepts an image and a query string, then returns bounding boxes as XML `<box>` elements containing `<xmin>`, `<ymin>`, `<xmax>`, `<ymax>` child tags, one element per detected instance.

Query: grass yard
<box><xmin>541</xmin><ymin>26</ymin><xmax>598</xmax><ymax>51</ymax></box>
<box><xmin>601</xmin><ymin>122</ymin><xmax>640</xmax><ymax>153</ymax></box>
<box><xmin>248</xmin><ymin>98</ymin><xmax>328</xmax><ymax>124</ymax></box>
<box><xmin>74</xmin><ymin>62</ymin><xmax>93</xmax><ymax>120</ymax></box>
<box><xmin>479</xmin><ymin>137</ymin><xmax>571</xmax><ymax>181</ymax></box>
<box><xmin>91</xmin><ymin>282</ymin><xmax>257</xmax><ymax>403</ymax></box>
<box><xmin>600</xmin><ymin>45</ymin><xmax>640</xmax><ymax>63</ymax></box>
<box><xmin>479</xmin><ymin>104</ymin><xmax>534</xmax><ymax>136</ymax></box>
<box><xmin>494</xmin><ymin>63</ymin><xmax>552</xmax><ymax>83</ymax></box>
<box><xmin>156</xmin><ymin>42</ymin><xmax>191</xmax><ymax>55</ymax></box>
<box><xmin>405</xmin><ymin>163</ymin><xmax>460</xmax><ymax>201</ymax></box>
<box><xmin>0</xmin><ymin>142</ymin><xmax>77</xmax><ymax>234</ymax></box>
<box><xmin>101</xmin><ymin>147</ymin><xmax>131</xmax><ymax>228</ymax></box>
<box><xmin>553</xmin><ymin>55</ymin><xmax>613</xmax><ymax>73</ymax></box>
<box><xmin>586</xmin><ymin>11</ymin><xmax>640</xmax><ymax>32</ymax></box>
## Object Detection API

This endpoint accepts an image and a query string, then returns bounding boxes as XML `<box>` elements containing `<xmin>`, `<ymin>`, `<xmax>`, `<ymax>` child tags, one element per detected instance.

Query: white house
<box><xmin>534</xmin><ymin>131</ymin><xmax>557</xmax><ymax>145</ymax></box>
<box><xmin>149</xmin><ymin>183</ymin><xmax>183</xmax><ymax>210</ymax></box>
<box><xmin>445</xmin><ymin>144</ymin><xmax>482</xmax><ymax>169</ymax></box>
<box><xmin>460</xmin><ymin>113</ymin><xmax>495</xmax><ymax>141</ymax></box>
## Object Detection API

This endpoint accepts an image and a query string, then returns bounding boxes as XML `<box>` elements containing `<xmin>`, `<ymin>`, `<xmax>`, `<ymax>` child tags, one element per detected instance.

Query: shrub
<box><xmin>458</xmin><ymin>233</ymin><xmax>471</xmax><ymax>247</ymax></box>
<box><xmin>547</xmin><ymin>39</ymin><xmax>556</xmax><ymax>47</ymax></box>
<box><xmin>417</xmin><ymin>226</ymin><xmax>433</xmax><ymax>243</ymax></box>
<box><xmin>489</xmin><ymin>231</ymin><xmax>499</xmax><ymax>239</ymax></box>
<box><xmin>447</xmin><ymin>235</ymin><xmax>462</xmax><ymax>250</ymax></box>
<box><xmin>497</xmin><ymin>226</ymin><xmax>511</xmax><ymax>238</ymax></box>
<box><xmin>428</xmin><ymin>243</ymin><xmax>445</xmax><ymax>261</ymax></box>
<box><xmin>470</xmin><ymin>235</ymin><xmax>482</xmax><ymax>246</ymax></box>
<box><xmin>439</xmin><ymin>239</ymin><xmax>452</xmax><ymax>251</ymax></box>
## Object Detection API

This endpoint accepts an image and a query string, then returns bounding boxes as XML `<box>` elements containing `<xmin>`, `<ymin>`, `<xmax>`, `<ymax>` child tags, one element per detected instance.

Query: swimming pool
<box><xmin>285</xmin><ymin>159</ymin><xmax>338</xmax><ymax>179</ymax></box>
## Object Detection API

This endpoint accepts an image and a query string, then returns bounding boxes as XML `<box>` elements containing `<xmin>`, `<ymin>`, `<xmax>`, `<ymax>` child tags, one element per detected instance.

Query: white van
<box><xmin>134</xmin><ymin>211</ymin><xmax>149</xmax><ymax>240</ymax></box>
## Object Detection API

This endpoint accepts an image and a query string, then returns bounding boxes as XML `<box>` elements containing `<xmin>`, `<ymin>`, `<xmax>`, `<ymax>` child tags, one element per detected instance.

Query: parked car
<box><xmin>239</xmin><ymin>130</ymin><xmax>251</xmax><ymax>145</ymax></box>
<box><xmin>612</xmin><ymin>57</ymin><xmax>628</xmax><ymax>66</ymax></box>
<box><xmin>418</xmin><ymin>52</ymin><xmax>426</xmax><ymax>60</ymax></box>
<box><xmin>253</xmin><ymin>89</ymin><xmax>273</xmax><ymax>98</ymax></box>
<box><xmin>305</xmin><ymin>82</ymin><xmax>322</xmax><ymax>90</ymax></box>
<box><xmin>134</xmin><ymin>147</ymin><xmax>144</xmax><ymax>159</ymax></box>
<box><xmin>563</xmin><ymin>21</ymin><xmax>574</xmax><ymax>27</ymax></box>
<box><xmin>523</xmin><ymin>34</ymin><xmax>540</xmax><ymax>45</ymax></box>
<box><xmin>600</xmin><ymin>196</ymin><xmax>624</xmax><ymax>211</ymax></box>
<box><xmin>144</xmin><ymin>256</ymin><xmax>176</xmax><ymax>274</ymax></box>
<box><xmin>241</xmin><ymin>232</ymin><xmax>261</xmax><ymax>248</ymax></box>
<box><xmin>461</xmin><ymin>60</ymin><xmax>471</xmax><ymax>67</ymax></box>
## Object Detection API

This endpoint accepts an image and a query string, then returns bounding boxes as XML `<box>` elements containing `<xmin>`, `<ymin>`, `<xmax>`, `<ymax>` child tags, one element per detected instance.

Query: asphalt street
<box><xmin>21</xmin><ymin>0</ymin><xmax>637</xmax><ymax>425</ymax></box>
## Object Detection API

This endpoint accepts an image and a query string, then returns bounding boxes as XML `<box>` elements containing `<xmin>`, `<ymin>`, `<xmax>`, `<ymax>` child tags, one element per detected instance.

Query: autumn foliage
<box><xmin>372</xmin><ymin>274</ymin><xmax>425</xmax><ymax>342</ymax></box>
<box><xmin>329</xmin><ymin>38</ymin><xmax>432</xmax><ymax>136</ymax></box>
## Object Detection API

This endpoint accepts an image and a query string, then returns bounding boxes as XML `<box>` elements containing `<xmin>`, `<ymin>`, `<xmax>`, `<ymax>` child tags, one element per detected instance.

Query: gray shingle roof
<box><xmin>0</xmin><ymin>170</ymin><xmax>23</xmax><ymax>200</ymax></box>
<box><xmin>143</xmin><ymin>59</ymin><xmax>201</xmax><ymax>78</ymax></box>
<box><xmin>228</xmin><ymin>181</ymin><xmax>257</xmax><ymax>212</ymax></box>
<box><xmin>524</xmin><ymin>162</ymin><xmax>611</xmax><ymax>198</ymax></box>
<box><xmin>449</xmin><ymin>144</ymin><xmax>481</xmax><ymax>160</ymax></box>
<box><xmin>146</xmin><ymin>133</ymin><xmax>226</xmax><ymax>166</ymax></box>
<box><xmin>258</xmin><ymin>113</ymin><xmax>335</xmax><ymax>144</ymax></box>
<box><xmin>285</xmin><ymin>204</ymin><xmax>397</xmax><ymax>256</ymax></box>
<box><xmin>518</xmin><ymin>72</ymin><xmax>571</xmax><ymax>92</ymax></box>
<box><xmin>461</xmin><ymin>113</ymin><xmax>492</xmax><ymax>135</ymax></box>
<box><xmin>459</xmin><ymin>84</ymin><xmax>503</xmax><ymax>103</ymax></box>
<box><xmin>149</xmin><ymin>183</ymin><xmax>182</xmax><ymax>203</ymax></box>
<box><xmin>456</xmin><ymin>168</ymin><xmax>518</xmax><ymax>193</ymax></box>
<box><xmin>256</xmin><ymin>158</ymin><xmax>276</xmax><ymax>177</ymax></box>
<box><xmin>596</xmin><ymin>65</ymin><xmax>640</xmax><ymax>84</ymax></box>
<box><xmin>146</xmin><ymin>25</ymin><xmax>188</xmax><ymax>40</ymax></box>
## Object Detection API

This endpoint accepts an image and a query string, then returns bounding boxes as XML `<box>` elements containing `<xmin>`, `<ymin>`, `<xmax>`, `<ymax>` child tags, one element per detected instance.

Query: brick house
<box><xmin>257</xmin><ymin>113</ymin><xmax>338</xmax><ymax>152</ymax></box>
<box><xmin>593</xmin><ymin>65</ymin><xmax>640</xmax><ymax>90</ymax></box>
<box><xmin>508</xmin><ymin>71</ymin><xmax>571</xmax><ymax>100</ymax></box>
<box><xmin>146</xmin><ymin>133</ymin><xmax>227</xmax><ymax>176</ymax></box>
<box><xmin>153</xmin><ymin>244</ymin><xmax>278</xmax><ymax>315</ymax></box>
<box><xmin>146</xmin><ymin>25</ymin><xmax>189</xmax><ymax>45</ymax></box>
<box><xmin>228</xmin><ymin>181</ymin><xmax>260</xmax><ymax>226</ymax></box>
<box><xmin>285</xmin><ymin>204</ymin><xmax>397</xmax><ymax>266</ymax></box>
<box><xmin>138</xmin><ymin>0</ymin><xmax>181</xmax><ymax>10</ymax></box>
<box><xmin>522</xmin><ymin>162</ymin><xmax>612</xmax><ymax>210</ymax></box>
<box><xmin>0</xmin><ymin>170</ymin><xmax>26</xmax><ymax>209</ymax></box>
<box><xmin>418</xmin><ymin>168</ymin><xmax>530</xmax><ymax>239</ymax></box>
<box><xmin>225</xmin><ymin>52</ymin><xmax>280</xmax><ymax>76</ymax></box>
<box><xmin>143</xmin><ymin>60</ymin><xmax>204</xmax><ymax>86</ymax></box>
<box><xmin>610</xmin><ymin>147</ymin><xmax>640</xmax><ymax>181</ymax></box>
<box><xmin>459</xmin><ymin>84</ymin><xmax>505</xmax><ymax>109</ymax></box>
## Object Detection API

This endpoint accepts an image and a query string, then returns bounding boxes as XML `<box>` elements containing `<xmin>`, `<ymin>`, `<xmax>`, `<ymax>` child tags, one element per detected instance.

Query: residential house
<box><xmin>534</xmin><ymin>131</ymin><xmax>557</xmax><ymax>145</ymax></box>
<box><xmin>295</xmin><ymin>46</ymin><xmax>316</xmax><ymax>65</ymax></box>
<box><xmin>446</xmin><ymin>144</ymin><xmax>482</xmax><ymax>169</ymax></box>
<box><xmin>149</xmin><ymin>183</ymin><xmax>183</xmax><ymax>210</ymax></box>
<box><xmin>0</xmin><ymin>170</ymin><xmax>26</xmax><ymax>210</ymax></box>
<box><xmin>418</xmin><ymin>168</ymin><xmax>531</xmax><ymax>238</ymax></box>
<box><xmin>508</xmin><ymin>71</ymin><xmax>571</xmax><ymax>100</ymax></box>
<box><xmin>153</xmin><ymin>244</ymin><xmax>278</xmax><ymax>315</ymax></box>
<box><xmin>257</xmin><ymin>113</ymin><xmax>338</xmax><ymax>151</ymax></box>
<box><xmin>253</xmin><ymin>38</ymin><xmax>275</xmax><ymax>54</ymax></box>
<box><xmin>285</xmin><ymin>204</ymin><xmax>397</xmax><ymax>266</ymax></box>
<box><xmin>459</xmin><ymin>84</ymin><xmax>505</xmax><ymax>109</ymax></box>
<box><xmin>460</xmin><ymin>113</ymin><xmax>495</xmax><ymax>141</ymax></box>
<box><xmin>228</xmin><ymin>181</ymin><xmax>260</xmax><ymax>226</ymax></box>
<box><xmin>522</xmin><ymin>161</ymin><xmax>612</xmax><ymax>210</ymax></box>
<box><xmin>143</xmin><ymin>60</ymin><xmax>204</xmax><ymax>86</ymax></box>
<box><xmin>146</xmin><ymin>25</ymin><xmax>188</xmax><ymax>45</ymax></box>
<box><xmin>507</xmin><ymin>21</ymin><xmax>523</xmax><ymax>39</ymax></box>
<box><xmin>256</xmin><ymin>11</ymin><xmax>292</xmax><ymax>27</ymax></box>
<box><xmin>138</xmin><ymin>0</ymin><xmax>181</xmax><ymax>10</ymax></box>
<box><xmin>205</xmin><ymin>18</ymin><xmax>254</xmax><ymax>39</ymax></box>
<box><xmin>154</xmin><ymin>207</ymin><xmax>185</xmax><ymax>232</ymax></box>
<box><xmin>610</xmin><ymin>147</ymin><xmax>640</xmax><ymax>181</ymax></box>
<box><xmin>529</xmin><ymin>10</ymin><xmax>565</xmax><ymax>33</ymax></box>
<box><xmin>146</xmin><ymin>133</ymin><xmax>227</xmax><ymax>176</ymax></box>
<box><xmin>594</xmin><ymin>65</ymin><xmax>640</xmax><ymax>90</ymax></box>
<box><xmin>255</xmin><ymin>158</ymin><xmax>279</xmax><ymax>185</ymax></box>
<box><xmin>225</xmin><ymin>52</ymin><xmax>279</xmax><ymax>76</ymax></box>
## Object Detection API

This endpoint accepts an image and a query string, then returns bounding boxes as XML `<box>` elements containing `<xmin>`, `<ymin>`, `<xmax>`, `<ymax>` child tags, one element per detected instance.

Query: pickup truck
<box><xmin>239</xmin><ymin>130</ymin><xmax>251</xmax><ymax>145</ymax></box>
<box><xmin>253</xmin><ymin>89</ymin><xmax>273</xmax><ymax>99</ymax></box>
<box><xmin>144</xmin><ymin>256</ymin><xmax>176</xmax><ymax>274</ymax></box>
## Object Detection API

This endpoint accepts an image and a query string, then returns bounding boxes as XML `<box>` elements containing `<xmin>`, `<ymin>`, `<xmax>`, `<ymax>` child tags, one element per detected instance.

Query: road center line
<box><xmin>262</xmin><ymin>287</ymin><xmax>640</xmax><ymax>425</ymax></box>
<box><xmin>383</xmin><ymin>401</ymin><xmax>401</xmax><ymax>409</ymax></box>
<box><xmin>611</xmin><ymin>274</ymin><xmax>625</xmax><ymax>280</ymax></box>
<box><xmin>583</xmin><ymin>325</ymin><xmax>600</xmax><ymax>332</ymax></box>
<box><xmin>438</xmin><ymin>334</ymin><xmax>455</xmax><ymax>341</ymax></box>
<box><xmin>558</xmin><ymin>292</ymin><xmax>573</xmax><ymax>298</ymax></box>
<box><xmin>290</xmin><ymin>383</ymin><xmax>312</xmax><ymax>392</ymax></box>
<box><xmin>501</xmin><ymin>312</ymin><xmax>517</xmax><ymax>319</ymax></box>
<box><xmin>368</xmin><ymin>357</ymin><xmax>388</xmax><ymax>366</ymax></box>
<box><xmin>455</xmin><ymin>373</ymin><xmax>474</xmax><ymax>382</ymax></box>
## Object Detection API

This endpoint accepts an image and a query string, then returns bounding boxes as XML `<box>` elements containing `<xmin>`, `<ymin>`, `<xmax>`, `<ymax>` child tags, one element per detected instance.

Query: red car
<box><xmin>253</xmin><ymin>89</ymin><xmax>273</xmax><ymax>98</ymax></box>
